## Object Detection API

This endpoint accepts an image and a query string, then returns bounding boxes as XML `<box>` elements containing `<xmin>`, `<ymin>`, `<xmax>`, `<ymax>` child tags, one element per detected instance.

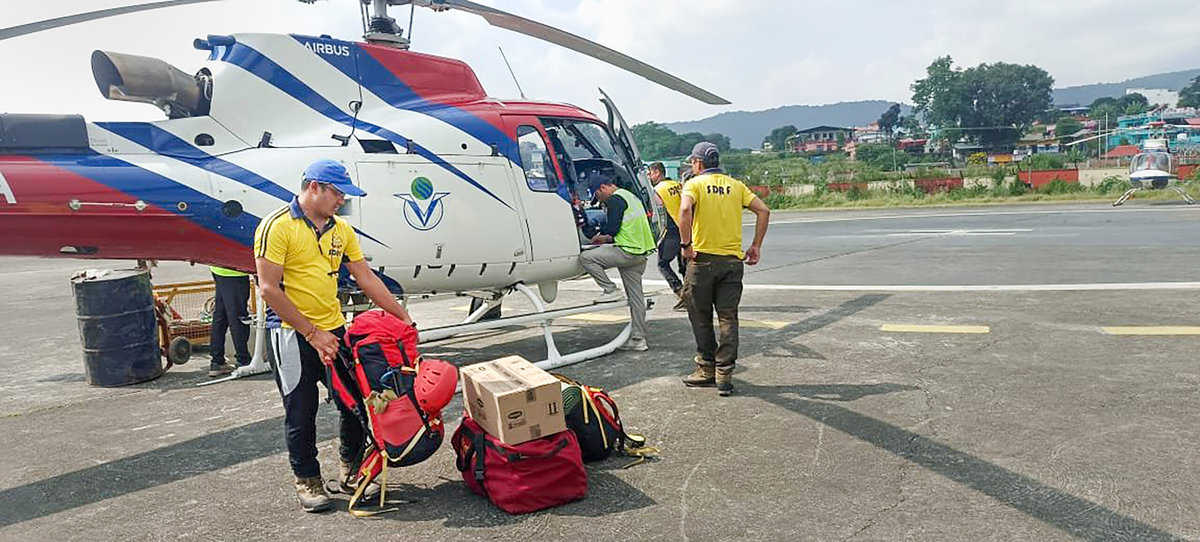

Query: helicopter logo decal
<box><xmin>299</xmin><ymin>40</ymin><xmax>351</xmax><ymax>57</ymax></box>
<box><xmin>0</xmin><ymin>171</ymin><xmax>15</xmax><ymax>204</ymax></box>
<box><xmin>394</xmin><ymin>177</ymin><xmax>449</xmax><ymax>231</ymax></box>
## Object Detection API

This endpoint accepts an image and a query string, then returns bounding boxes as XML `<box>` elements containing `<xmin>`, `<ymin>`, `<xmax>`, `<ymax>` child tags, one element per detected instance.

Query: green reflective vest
<box><xmin>209</xmin><ymin>266</ymin><xmax>248</xmax><ymax>278</ymax></box>
<box><xmin>611</xmin><ymin>188</ymin><xmax>656</xmax><ymax>255</ymax></box>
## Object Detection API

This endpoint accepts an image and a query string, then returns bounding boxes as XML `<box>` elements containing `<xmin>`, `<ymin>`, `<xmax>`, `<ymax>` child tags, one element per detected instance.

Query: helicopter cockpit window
<box><xmin>1132</xmin><ymin>152</ymin><xmax>1170</xmax><ymax>173</ymax></box>
<box><xmin>517</xmin><ymin>125</ymin><xmax>560</xmax><ymax>192</ymax></box>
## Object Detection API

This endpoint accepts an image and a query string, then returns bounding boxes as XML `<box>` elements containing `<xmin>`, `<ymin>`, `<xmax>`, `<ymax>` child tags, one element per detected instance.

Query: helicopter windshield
<box><xmin>1131</xmin><ymin>152</ymin><xmax>1171</xmax><ymax>173</ymax></box>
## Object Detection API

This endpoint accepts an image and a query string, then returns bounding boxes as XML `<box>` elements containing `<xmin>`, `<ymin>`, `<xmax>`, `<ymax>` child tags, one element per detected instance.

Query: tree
<box><xmin>855</xmin><ymin>143</ymin><xmax>906</xmax><ymax>171</ymax></box>
<box><xmin>911</xmin><ymin>56</ymin><xmax>1053</xmax><ymax>148</ymax></box>
<box><xmin>1055</xmin><ymin>116</ymin><xmax>1083</xmax><ymax>142</ymax></box>
<box><xmin>1119</xmin><ymin>93</ymin><xmax>1148</xmax><ymax>115</ymax></box>
<box><xmin>631</xmin><ymin>122</ymin><xmax>732</xmax><ymax>158</ymax></box>
<box><xmin>1088</xmin><ymin>97</ymin><xmax>1120</xmax><ymax>123</ymax></box>
<box><xmin>1180</xmin><ymin>75</ymin><xmax>1200</xmax><ymax>108</ymax></box>
<box><xmin>878</xmin><ymin>103</ymin><xmax>901</xmax><ymax>138</ymax></box>
<box><xmin>764</xmin><ymin>125</ymin><xmax>798</xmax><ymax>152</ymax></box>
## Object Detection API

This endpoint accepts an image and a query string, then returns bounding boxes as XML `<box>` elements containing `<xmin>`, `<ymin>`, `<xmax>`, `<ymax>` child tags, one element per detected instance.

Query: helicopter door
<box><xmin>353</xmin><ymin>157</ymin><xmax>530</xmax><ymax>285</ymax></box>
<box><xmin>599</xmin><ymin>89</ymin><xmax>665</xmax><ymax>238</ymax></box>
<box><xmin>503</xmin><ymin>117</ymin><xmax>579</xmax><ymax>262</ymax></box>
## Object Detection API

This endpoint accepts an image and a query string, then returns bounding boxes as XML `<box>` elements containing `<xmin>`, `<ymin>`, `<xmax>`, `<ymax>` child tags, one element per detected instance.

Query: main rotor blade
<box><xmin>0</xmin><ymin>0</ymin><xmax>223</xmax><ymax>41</ymax></box>
<box><xmin>414</xmin><ymin>0</ymin><xmax>730</xmax><ymax>105</ymax></box>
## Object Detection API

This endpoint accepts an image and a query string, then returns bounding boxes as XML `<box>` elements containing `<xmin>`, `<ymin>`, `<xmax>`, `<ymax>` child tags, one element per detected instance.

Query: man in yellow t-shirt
<box><xmin>253</xmin><ymin>159</ymin><xmax>414</xmax><ymax>513</ymax></box>
<box><xmin>677</xmin><ymin>142</ymin><xmax>770</xmax><ymax>396</ymax></box>
<box><xmin>650</xmin><ymin>162</ymin><xmax>686</xmax><ymax>310</ymax></box>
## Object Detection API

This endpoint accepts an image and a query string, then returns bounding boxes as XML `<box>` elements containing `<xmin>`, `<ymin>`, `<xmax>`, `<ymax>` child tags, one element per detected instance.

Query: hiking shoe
<box><xmin>672</xmin><ymin>296</ymin><xmax>688</xmax><ymax>312</ymax></box>
<box><xmin>617</xmin><ymin>337</ymin><xmax>648</xmax><ymax>351</ymax></box>
<box><xmin>682</xmin><ymin>358</ymin><xmax>716</xmax><ymax>387</ymax></box>
<box><xmin>593</xmin><ymin>289</ymin><xmax>624</xmax><ymax>303</ymax></box>
<box><xmin>335</xmin><ymin>459</ymin><xmax>360</xmax><ymax>494</ymax></box>
<box><xmin>207</xmin><ymin>362</ymin><xmax>236</xmax><ymax>377</ymax></box>
<box><xmin>716</xmin><ymin>365</ymin><xmax>735</xmax><ymax>397</ymax></box>
<box><xmin>295</xmin><ymin>476</ymin><xmax>333</xmax><ymax>513</ymax></box>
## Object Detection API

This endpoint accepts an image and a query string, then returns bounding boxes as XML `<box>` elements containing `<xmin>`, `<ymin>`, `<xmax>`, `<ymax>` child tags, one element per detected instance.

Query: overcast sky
<box><xmin>3</xmin><ymin>0</ymin><xmax>1200</xmax><ymax>125</ymax></box>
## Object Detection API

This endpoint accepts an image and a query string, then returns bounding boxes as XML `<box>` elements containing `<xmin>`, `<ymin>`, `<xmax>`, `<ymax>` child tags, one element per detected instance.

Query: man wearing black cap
<box><xmin>580</xmin><ymin>176</ymin><xmax>657</xmax><ymax>352</ymax></box>
<box><xmin>678</xmin><ymin>142</ymin><xmax>770</xmax><ymax>396</ymax></box>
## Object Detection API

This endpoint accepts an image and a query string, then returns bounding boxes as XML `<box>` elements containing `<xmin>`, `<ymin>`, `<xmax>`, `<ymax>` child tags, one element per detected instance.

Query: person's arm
<box><xmin>256</xmin><ymin>257</ymin><xmax>340</xmax><ymax>363</ymax></box>
<box><xmin>744</xmin><ymin>197</ymin><xmax>770</xmax><ymax>265</ymax></box>
<box><xmin>678</xmin><ymin>193</ymin><xmax>696</xmax><ymax>260</ymax></box>
<box><xmin>344</xmin><ymin>259</ymin><xmax>413</xmax><ymax>325</ymax></box>
<box><xmin>591</xmin><ymin>194</ymin><xmax>626</xmax><ymax>244</ymax></box>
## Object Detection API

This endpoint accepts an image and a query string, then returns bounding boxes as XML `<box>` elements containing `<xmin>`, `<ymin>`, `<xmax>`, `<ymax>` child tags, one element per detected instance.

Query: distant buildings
<box><xmin>787</xmin><ymin>125</ymin><xmax>855</xmax><ymax>153</ymax></box>
<box><xmin>1127</xmin><ymin>88</ymin><xmax>1180</xmax><ymax>108</ymax></box>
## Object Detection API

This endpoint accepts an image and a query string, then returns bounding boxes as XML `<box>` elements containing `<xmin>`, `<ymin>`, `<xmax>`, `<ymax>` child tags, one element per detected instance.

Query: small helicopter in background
<box><xmin>1063</xmin><ymin>120</ymin><xmax>1200</xmax><ymax>206</ymax></box>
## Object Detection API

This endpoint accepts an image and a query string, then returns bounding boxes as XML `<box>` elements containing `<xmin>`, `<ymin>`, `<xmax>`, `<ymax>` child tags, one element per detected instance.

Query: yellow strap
<box><xmin>348</xmin><ymin>453</ymin><xmax>399</xmax><ymax>517</ymax></box>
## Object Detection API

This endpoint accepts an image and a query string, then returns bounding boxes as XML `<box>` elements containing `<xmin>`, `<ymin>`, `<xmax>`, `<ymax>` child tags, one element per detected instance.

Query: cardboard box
<box><xmin>461</xmin><ymin>356</ymin><xmax>565</xmax><ymax>445</ymax></box>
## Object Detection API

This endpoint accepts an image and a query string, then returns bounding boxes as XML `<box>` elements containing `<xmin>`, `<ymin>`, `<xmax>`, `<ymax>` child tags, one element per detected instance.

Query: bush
<box><xmin>1023</xmin><ymin>153</ymin><xmax>1069</xmax><ymax>171</ymax></box>
<box><xmin>1094</xmin><ymin>175</ymin><xmax>1129</xmax><ymax>194</ymax></box>
<box><xmin>1038</xmin><ymin>179</ymin><xmax>1084</xmax><ymax>194</ymax></box>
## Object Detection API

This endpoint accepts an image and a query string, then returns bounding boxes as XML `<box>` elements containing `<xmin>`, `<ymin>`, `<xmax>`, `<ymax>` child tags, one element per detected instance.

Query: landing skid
<box><xmin>199</xmin><ymin>283</ymin><xmax>646</xmax><ymax>386</ymax></box>
<box><xmin>421</xmin><ymin>283</ymin><xmax>650</xmax><ymax>371</ymax></box>
<box><xmin>1113</xmin><ymin>186</ymin><xmax>1196</xmax><ymax>207</ymax></box>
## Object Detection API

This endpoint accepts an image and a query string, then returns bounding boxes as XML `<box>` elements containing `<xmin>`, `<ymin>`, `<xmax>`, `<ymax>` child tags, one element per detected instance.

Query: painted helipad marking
<box><xmin>741</xmin><ymin>319</ymin><xmax>792</xmax><ymax>330</ymax></box>
<box><xmin>881</xmin><ymin>324</ymin><xmax>990</xmax><ymax>334</ymax></box>
<box><xmin>1101</xmin><ymin>326</ymin><xmax>1200</xmax><ymax>335</ymax></box>
<box><xmin>749</xmin><ymin>205</ymin><xmax>1200</xmax><ymax>226</ymax></box>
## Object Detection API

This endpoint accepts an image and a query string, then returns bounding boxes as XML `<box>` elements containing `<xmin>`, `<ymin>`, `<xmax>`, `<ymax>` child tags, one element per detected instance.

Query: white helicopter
<box><xmin>1063</xmin><ymin>121</ymin><xmax>1200</xmax><ymax>206</ymax></box>
<box><xmin>0</xmin><ymin>0</ymin><xmax>729</xmax><ymax>373</ymax></box>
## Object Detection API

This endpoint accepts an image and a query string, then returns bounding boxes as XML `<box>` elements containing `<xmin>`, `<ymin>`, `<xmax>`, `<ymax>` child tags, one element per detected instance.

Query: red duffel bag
<box><xmin>452</xmin><ymin>415</ymin><xmax>587</xmax><ymax>514</ymax></box>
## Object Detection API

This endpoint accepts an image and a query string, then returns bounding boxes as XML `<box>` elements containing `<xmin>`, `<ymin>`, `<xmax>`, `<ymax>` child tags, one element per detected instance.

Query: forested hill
<box><xmin>663</xmin><ymin>101</ymin><xmax>911</xmax><ymax>149</ymax></box>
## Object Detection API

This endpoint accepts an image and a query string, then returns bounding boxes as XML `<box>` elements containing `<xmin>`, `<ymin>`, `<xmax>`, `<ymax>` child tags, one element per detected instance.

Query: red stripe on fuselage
<box><xmin>0</xmin><ymin>155</ymin><xmax>254</xmax><ymax>271</ymax></box>
<box><xmin>358</xmin><ymin>44</ymin><xmax>511</xmax><ymax>135</ymax></box>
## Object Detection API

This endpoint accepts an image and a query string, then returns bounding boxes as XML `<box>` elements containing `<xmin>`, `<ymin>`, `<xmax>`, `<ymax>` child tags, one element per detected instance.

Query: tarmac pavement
<box><xmin>2</xmin><ymin>202</ymin><xmax>1200</xmax><ymax>541</ymax></box>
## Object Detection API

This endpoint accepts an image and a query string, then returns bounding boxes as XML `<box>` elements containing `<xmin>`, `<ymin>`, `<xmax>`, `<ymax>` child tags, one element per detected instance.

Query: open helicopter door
<box><xmin>501</xmin><ymin>116</ymin><xmax>579</xmax><ymax>263</ymax></box>
<box><xmin>600</xmin><ymin>88</ymin><xmax>666</xmax><ymax>239</ymax></box>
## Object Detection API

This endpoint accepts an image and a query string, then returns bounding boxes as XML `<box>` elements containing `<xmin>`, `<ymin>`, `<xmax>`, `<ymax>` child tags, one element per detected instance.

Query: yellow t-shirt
<box><xmin>253</xmin><ymin>201</ymin><xmax>364</xmax><ymax>331</ymax></box>
<box><xmin>681</xmin><ymin>172</ymin><xmax>757</xmax><ymax>258</ymax></box>
<box><xmin>654</xmin><ymin>179</ymin><xmax>682</xmax><ymax>225</ymax></box>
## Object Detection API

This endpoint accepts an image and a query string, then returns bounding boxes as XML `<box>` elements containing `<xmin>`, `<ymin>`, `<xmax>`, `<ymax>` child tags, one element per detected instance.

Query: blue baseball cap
<box><xmin>687</xmin><ymin>141</ymin><xmax>719</xmax><ymax>162</ymax></box>
<box><xmin>302</xmin><ymin>159</ymin><xmax>366</xmax><ymax>197</ymax></box>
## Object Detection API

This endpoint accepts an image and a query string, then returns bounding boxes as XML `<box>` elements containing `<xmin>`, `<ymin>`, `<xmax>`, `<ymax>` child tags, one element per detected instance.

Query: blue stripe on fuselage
<box><xmin>292</xmin><ymin>35</ymin><xmax>521</xmax><ymax>167</ymax></box>
<box><xmin>92</xmin><ymin>121</ymin><xmax>390</xmax><ymax>249</ymax></box>
<box><xmin>217</xmin><ymin>40</ymin><xmax>513</xmax><ymax>210</ymax></box>
<box><xmin>95</xmin><ymin>122</ymin><xmax>295</xmax><ymax>203</ymax></box>
<box><xmin>40</xmin><ymin>151</ymin><xmax>260</xmax><ymax>248</ymax></box>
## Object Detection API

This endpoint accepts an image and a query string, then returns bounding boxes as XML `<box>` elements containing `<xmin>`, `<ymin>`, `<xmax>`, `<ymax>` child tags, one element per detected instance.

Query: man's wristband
<box><xmin>680</xmin><ymin>241</ymin><xmax>692</xmax><ymax>248</ymax></box>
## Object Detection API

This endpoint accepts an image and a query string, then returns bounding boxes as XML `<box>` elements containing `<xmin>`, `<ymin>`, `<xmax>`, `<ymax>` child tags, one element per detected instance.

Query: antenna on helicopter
<box><xmin>498</xmin><ymin>46</ymin><xmax>527</xmax><ymax>100</ymax></box>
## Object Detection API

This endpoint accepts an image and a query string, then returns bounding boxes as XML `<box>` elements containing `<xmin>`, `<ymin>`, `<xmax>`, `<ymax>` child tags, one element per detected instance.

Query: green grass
<box><xmin>762</xmin><ymin>179</ymin><xmax>1200</xmax><ymax>210</ymax></box>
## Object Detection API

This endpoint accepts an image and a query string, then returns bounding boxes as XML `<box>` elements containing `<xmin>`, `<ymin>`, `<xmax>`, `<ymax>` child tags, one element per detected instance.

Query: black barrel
<box><xmin>71</xmin><ymin>268</ymin><xmax>163</xmax><ymax>386</ymax></box>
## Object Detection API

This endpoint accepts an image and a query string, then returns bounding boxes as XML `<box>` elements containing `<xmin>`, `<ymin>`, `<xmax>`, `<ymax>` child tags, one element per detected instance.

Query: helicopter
<box><xmin>0</xmin><ymin>0</ymin><xmax>730</xmax><ymax>372</ymax></box>
<box><xmin>1062</xmin><ymin>120</ymin><xmax>1200</xmax><ymax>206</ymax></box>
<box><xmin>0</xmin><ymin>0</ymin><xmax>728</xmax><ymax>295</ymax></box>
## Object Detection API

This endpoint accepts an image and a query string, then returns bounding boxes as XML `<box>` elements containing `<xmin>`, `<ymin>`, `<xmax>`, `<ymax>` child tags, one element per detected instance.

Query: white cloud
<box><xmin>2</xmin><ymin>0</ymin><xmax>1199</xmax><ymax>126</ymax></box>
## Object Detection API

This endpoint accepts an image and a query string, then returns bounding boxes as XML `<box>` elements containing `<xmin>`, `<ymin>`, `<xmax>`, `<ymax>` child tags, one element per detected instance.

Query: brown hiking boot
<box><xmin>336</xmin><ymin>459</ymin><xmax>360</xmax><ymax>494</ymax></box>
<box><xmin>682</xmin><ymin>357</ymin><xmax>716</xmax><ymax>387</ymax></box>
<box><xmin>295</xmin><ymin>476</ymin><xmax>333</xmax><ymax>513</ymax></box>
<box><xmin>716</xmin><ymin>365</ymin><xmax>735</xmax><ymax>397</ymax></box>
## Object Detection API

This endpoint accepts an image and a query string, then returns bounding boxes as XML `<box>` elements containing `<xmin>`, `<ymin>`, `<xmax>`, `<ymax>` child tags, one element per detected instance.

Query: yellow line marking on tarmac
<box><xmin>741</xmin><ymin>319</ymin><xmax>792</xmax><ymax>330</ymax></box>
<box><xmin>1102</xmin><ymin>326</ymin><xmax>1200</xmax><ymax>335</ymax></box>
<box><xmin>881</xmin><ymin>324</ymin><xmax>990</xmax><ymax>334</ymax></box>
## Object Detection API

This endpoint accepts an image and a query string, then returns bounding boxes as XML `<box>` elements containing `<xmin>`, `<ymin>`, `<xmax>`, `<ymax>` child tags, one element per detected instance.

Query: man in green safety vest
<box><xmin>580</xmin><ymin>176</ymin><xmax>657</xmax><ymax>352</ymax></box>
<box><xmin>208</xmin><ymin>265</ymin><xmax>252</xmax><ymax>376</ymax></box>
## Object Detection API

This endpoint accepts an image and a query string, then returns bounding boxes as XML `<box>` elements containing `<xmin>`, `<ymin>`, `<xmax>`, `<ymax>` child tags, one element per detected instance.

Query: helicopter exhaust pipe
<box><xmin>90</xmin><ymin>50</ymin><xmax>205</xmax><ymax>118</ymax></box>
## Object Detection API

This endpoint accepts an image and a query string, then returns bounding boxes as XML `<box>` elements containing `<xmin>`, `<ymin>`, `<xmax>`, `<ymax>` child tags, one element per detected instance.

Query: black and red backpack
<box><xmin>330</xmin><ymin>310</ymin><xmax>457</xmax><ymax>515</ymax></box>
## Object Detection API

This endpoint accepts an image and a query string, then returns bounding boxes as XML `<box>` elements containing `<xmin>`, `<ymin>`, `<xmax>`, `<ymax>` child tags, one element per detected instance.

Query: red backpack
<box><xmin>331</xmin><ymin>310</ymin><xmax>458</xmax><ymax>516</ymax></box>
